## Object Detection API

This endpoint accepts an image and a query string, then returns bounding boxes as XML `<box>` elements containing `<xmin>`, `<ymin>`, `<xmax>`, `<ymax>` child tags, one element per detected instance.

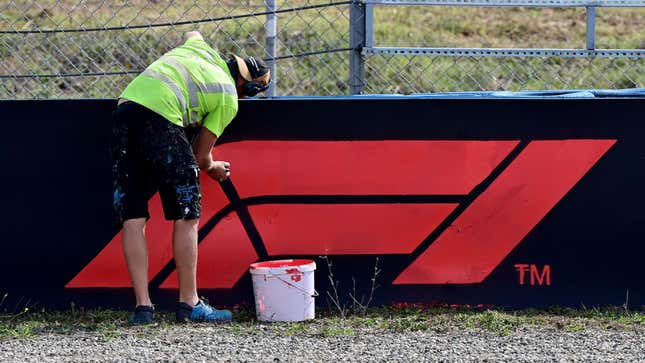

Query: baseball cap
<box><xmin>233</xmin><ymin>55</ymin><xmax>271</xmax><ymax>86</ymax></box>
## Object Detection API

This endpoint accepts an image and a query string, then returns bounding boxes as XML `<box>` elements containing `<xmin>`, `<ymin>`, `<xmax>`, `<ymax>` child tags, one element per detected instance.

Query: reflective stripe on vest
<box><xmin>201</xmin><ymin>82</ymin><xmax>237</xmax><ymax>96</ymax></box>
<box><xmin>158</xmin><ymin>56</ymin><xmax>237</xmax><ymax>127</ymax></box>
<box><xmin>142</xmin><ymin>68</ymin><xmax>187</xmax><ymax>123</ymax></box>
<box><xmin>161</xmin><ymin>56</ymin><xmax>198</xmax><ymax>126</ymax></box>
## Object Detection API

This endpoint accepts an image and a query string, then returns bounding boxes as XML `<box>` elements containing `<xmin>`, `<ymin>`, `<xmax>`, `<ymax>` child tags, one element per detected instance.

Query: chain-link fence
<box><xmin>364</xmin><ymin>56</ymin><xmax>643</xmax><ymax>93</ymax></box>
<box><xmin>0</xmin><ymin>1</ymin><xmax>643</xmax><ymax>99</ymax></box>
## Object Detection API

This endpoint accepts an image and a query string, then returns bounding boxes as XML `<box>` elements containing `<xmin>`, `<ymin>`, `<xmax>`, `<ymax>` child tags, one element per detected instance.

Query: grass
<box><xmin>0</xmin><ymin>1</ymin><xmax>643</xmax><ymax>98</ymax></box>
<box><xmin>0</xmin><ymin>304</ymin><xmax>642</xmax><ymax>341</ymax></box>
<box><xmin>0</xmin><ymin>308</ymin><xmax>125</xmax><ymax>341</ymax></box>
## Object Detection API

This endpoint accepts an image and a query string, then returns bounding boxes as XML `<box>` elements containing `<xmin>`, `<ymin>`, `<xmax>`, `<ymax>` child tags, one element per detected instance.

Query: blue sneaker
<box><xmin>129</xmin><ymin>305</ymin><xmax>154</xmax><ymax>325</ymax></box>
<box><xmin>176</xmin><ymin>299</ymin><xmax>233</xmax><ymax>323</ymax></box>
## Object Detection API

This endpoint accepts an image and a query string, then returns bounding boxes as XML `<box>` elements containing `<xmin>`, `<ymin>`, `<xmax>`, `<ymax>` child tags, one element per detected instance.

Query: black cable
<box><xmin>0</xmin><ymin>1</ymin><xmax>353</xmax><ymax>34</ymax></box>
<box><xmin>0</xmin><ymin>70</ymin><xmax>141</xmax><ymax>79</ymax></box>
<box><xmin>0</xmin><ymin>47</ymin><xmax>356</xmax><ymax>79</ymax></box>
<box><xmin>269</xmin><ymin>47</ymin><xmax>354</xmax><ymax>61</ymax></box>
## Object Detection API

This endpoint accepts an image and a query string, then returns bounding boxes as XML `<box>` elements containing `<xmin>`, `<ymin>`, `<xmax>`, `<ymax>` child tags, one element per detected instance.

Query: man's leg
<box><xmin>173</xmin><ymin>217</ymin><xmax>232</xmax><ymax>323</ymax></box>
<box><xmin>173</xmin><ymin>218</ymin><xmax>200</xmax><ymax>306</ymax></box>
<box><xmin>111</xmin><ymin>102</ymin><xmax>153</xmax><ymax>312</ymax></box>
<box><xmin>122</xmin><ymin>217</ymin><xmax>153</xmax><ymax>307</ymax></box>
<box><xmin>142</xmin><ymin>113</ymin><xmax>231</xmax><ymax>322</ymax></box>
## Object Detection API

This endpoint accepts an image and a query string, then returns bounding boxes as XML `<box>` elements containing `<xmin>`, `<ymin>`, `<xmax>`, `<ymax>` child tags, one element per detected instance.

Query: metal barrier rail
<box><xmin>349</xmin><ymin>0</ymin><xmax>644</xmax><ymax>93</ymax></box>
<box><xmin>362</xmin><ymin>0</ymin><xmax>644</xmax><ymax>7</ymax></box>
<box><xmin>363</xmin><ymin>48</ymin><xmax>645</xmax><ymax>58</ymax></box>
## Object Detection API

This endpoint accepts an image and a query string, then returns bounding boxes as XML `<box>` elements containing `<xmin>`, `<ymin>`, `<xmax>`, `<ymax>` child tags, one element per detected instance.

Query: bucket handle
<box><xmin>273</xmin><ymin>275</ymin><xmax>319</xmax><ymax>298</ymax></box>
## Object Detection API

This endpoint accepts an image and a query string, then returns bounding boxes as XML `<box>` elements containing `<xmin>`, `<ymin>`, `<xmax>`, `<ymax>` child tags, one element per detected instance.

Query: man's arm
<box><xmin>193</xmin><ymin>127</ymin><xmax>230</xmax><ymax>182</ymax></box>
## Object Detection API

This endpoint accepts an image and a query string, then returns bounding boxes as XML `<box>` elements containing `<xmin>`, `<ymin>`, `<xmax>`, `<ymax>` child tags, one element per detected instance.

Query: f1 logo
<box><xmin>67</xmin><ymin>139</ymin><xmax>615</xmax><ymax>288</ymax></box>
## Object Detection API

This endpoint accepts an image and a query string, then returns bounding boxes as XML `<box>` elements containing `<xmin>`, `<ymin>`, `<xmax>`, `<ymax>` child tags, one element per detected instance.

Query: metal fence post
<box><xmin>586</xmin><ymin>6</ymin><xmax>596</xmax><ymax>50</ymax></box>
<box><xmin>349</xmin><ymin>1</ymin><xmax>366</xmax><ymax>94</ymax></box>
<box><xmin>265</xmin><ymin>0</ymin><xmax>277</xmax><ymax>97</ymax></box>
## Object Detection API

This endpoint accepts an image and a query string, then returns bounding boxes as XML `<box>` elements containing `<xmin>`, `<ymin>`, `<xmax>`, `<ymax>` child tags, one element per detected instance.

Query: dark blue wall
<box><xmin>0</xmin><ymin>97</ymin><xmax>643</xmax><ymax>311</ymax></box>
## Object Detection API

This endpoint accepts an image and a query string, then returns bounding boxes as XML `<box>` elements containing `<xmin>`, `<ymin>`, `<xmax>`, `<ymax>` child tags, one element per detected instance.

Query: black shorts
<box><xmin>111</xmin><ymin>102</ymin><xmax>201</xmax><ymax>226</ymax></box>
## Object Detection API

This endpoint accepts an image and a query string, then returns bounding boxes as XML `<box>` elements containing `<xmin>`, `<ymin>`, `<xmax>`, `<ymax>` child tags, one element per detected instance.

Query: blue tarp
<box><xmin>408</xmin><ymin>88</ymin><xmax>645</xmax><ymax>98</ymax></box>
<box><xmin>255</xmin><ymin>88</ymin><xmax>645</xmax><ymax>101</ymax></box>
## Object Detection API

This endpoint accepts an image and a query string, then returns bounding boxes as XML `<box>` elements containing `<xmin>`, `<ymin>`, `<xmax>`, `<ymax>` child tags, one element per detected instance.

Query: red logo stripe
<box><xmin>393</xmin><ymin>139</ymin><xmax>616</xmax><ymax>284</ymax></box>
<box><xmin>213</xmin><ymin>141</ymin><xmax>518</xmax><ymax>197</ymax></box>
<box><xmin>252</xmin><ymin>204</ymin><xmax>458</xmax><ymax>255</ymax></box>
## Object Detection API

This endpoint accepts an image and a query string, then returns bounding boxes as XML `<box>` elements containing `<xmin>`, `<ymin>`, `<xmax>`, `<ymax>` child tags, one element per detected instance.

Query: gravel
<box><xmin>1</xmin><ymin>323</ymin><xmax>643</xmax><ymax>362</ymax></box>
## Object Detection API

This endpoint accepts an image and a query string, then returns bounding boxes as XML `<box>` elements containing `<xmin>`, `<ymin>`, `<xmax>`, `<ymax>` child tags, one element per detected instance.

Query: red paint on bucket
<box><xmin>285</xmin><ymin>268</ymin><xmax>304</xmax><ymax>282</ymax></box>
<box><xmin>250</xmin><ymin>260</ymin><xmax>313</xmax><ymax>284</ymax></box>
<box><xmin>250</xmin><ymin>259</ymin><xmax>314</xmax><ymax>270</ymax></box>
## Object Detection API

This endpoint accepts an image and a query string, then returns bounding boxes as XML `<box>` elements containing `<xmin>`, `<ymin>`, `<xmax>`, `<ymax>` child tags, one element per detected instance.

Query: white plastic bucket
<box><xmin>249</xmin><ymin>259</ymin><xmax>317</xmax><ymax>322</ymax></box>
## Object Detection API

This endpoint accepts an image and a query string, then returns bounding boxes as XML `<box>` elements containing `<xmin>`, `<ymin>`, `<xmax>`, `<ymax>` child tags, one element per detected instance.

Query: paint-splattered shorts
<box><xmin>111</xmin><ymin>101</ymin><xmax>201</xmax><ymax>226</ymax></box>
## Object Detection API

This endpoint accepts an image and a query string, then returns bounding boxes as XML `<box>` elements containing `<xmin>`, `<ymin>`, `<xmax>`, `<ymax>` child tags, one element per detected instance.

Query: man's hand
<box><xmin>209</xmin><ymin>161</ymin><xmax>231</xmax><ymax>182</ymax></box>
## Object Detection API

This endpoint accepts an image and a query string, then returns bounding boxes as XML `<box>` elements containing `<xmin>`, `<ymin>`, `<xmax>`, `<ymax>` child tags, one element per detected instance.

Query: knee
<box><xmin>122</xmin><ymin>218</ymin><xmax>146</xmax><ymax>234</ymax></box>
<box><xmin>174</xmin><ymin>218</ymin><xmax>199</xmax><ymax>230</ymax></box>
